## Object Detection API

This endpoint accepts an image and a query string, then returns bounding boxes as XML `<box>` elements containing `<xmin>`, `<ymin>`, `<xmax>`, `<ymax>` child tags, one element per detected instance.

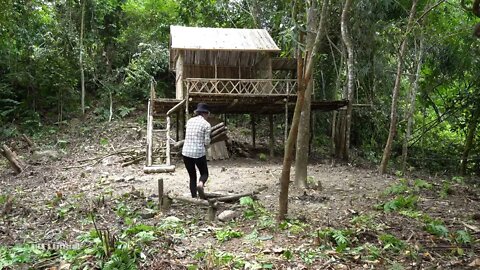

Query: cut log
<box><xmin>1</xmin><ymin>144</ymin><xmax>24</xmax><ymax>174</ymax></box>
<box><xmin>211</xmin><ymin>122</ymin><xmax>225</xmax><ymax>132</ymax></box>
<box><xmin>211</xmin><ymin>132</ymin><xmax>228</xmax><ymax>144</ymax></box>
<box><xmin>143</xmin><ymin>165</ymin><xmax>176</xmax><ymax>173</ymax></box>
<box><xmin>173</xmin><ymin>130</ymin><xmax>228</xmax><ymax>149</ymax></box>
<box><xmin>168</xmin><ymin>195</ymin><xmax>220</xmax><ymax>208</ymax></box>
<box><xmin>208</xmin><ymin>186</ymin><xmax>267</xmax><ymax>203</ymax></box>
<box><xmin>211</xmin><ymin>126</ymin><xmax>227</xmax><ymax>137</ymax></box>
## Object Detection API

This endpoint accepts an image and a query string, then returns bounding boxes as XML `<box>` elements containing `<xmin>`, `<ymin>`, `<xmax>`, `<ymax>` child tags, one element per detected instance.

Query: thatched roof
<box><xmin>170</xmin><ymin>26</ymin><xmax>280</xmax><ymax>52</ymax></box>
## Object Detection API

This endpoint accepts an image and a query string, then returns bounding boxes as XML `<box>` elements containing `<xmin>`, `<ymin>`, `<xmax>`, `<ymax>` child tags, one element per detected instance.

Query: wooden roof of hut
<box><xmin>169</xmin><ymin>26</ymin><xmax>281</xmax><ymax>70</ymax></box>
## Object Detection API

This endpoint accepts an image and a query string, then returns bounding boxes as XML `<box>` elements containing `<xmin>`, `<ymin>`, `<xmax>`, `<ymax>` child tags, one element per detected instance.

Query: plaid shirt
<box><xmin>182</xmin><ymin>115</ymin><xmax>211</xmax><ymax>158</ymax></box>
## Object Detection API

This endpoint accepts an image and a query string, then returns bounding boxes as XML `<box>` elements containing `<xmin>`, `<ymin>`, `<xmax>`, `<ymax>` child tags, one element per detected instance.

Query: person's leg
<box><xmin>195</xmin><ymin>156</ymin><xmax>209</xmax><ymax>199</ymax></box>
<box><xmin>195</xmin><ymin>156</ymin><xmax>209</xmax><ymax>184</ymax></box>
<box><xmin>183</xmin><ymin>155</ymin><xmax>198</xmax><ymax>198</ymax></box>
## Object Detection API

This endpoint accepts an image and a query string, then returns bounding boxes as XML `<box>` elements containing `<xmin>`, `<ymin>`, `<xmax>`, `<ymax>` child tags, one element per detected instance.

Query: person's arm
<box><xmin>204</xmin><ymin>123</ymin><xmax>211</xmax><ymax>146</ymax></box>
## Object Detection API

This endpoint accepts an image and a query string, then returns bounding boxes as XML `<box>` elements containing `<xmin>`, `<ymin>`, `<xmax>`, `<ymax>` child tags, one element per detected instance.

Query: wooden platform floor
<box><xmin>153</xmin><ymin>95</ymin><xmax>348</xmax><ymax>115</ymax></box>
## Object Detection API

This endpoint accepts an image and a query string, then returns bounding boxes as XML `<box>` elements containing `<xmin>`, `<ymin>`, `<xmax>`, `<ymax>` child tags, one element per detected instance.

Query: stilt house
<box><xmin>144</xmin><ymin>26</ymin><xmax>347</xmax><ymax>173</ymax></box>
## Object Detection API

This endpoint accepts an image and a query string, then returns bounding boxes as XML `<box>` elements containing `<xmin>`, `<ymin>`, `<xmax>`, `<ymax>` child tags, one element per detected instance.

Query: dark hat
<box><xmin>194</xmin><ymin>103</ymin><xmax>209</xmax><ymax>114</ymax></box>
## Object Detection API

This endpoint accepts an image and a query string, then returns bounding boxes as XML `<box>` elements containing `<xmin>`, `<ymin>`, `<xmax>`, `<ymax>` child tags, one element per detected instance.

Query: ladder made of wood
<box><xmin>144</xmin><ymin>99</ymin><xmax>185</xmax><ymax>173</ymax></box>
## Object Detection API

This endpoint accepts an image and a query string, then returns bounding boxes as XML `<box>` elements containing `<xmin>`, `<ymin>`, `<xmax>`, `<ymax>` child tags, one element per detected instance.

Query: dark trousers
<box><xmin>183</xmin><ymin>155</ymin><xmax>209</xmax><ymax>198</ymax></box>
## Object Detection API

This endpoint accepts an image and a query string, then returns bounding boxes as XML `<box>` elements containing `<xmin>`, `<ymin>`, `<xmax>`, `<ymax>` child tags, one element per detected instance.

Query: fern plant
<box><xmin>424</xmin><ymin>220</ymin><xmax>449</xmax><ymax>237</ymax></box>
<box><xmin>379</xmin><ymin>234</ymin><xmax>405</xmax><ymax>253</ymax></box>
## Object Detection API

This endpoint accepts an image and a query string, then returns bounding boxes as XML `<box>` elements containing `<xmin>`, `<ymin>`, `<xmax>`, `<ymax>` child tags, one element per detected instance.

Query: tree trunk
<box><xmin>248</xmin><ymin>0</ymin><xmax>262</xmax><ymax>27</ymax></box>
<box><xmin>278</xmin><ymin>0</ymin><xmax>329</xmax><ymax>221</ymax></box>
<box><xmin>460</xmin><ymin>105</ymin><xmax>480</xmax><ymax>175</ymax></box>
<box><xmin>295</xmin><ymin>0</ymin><xmax>320</xmax><ymax>188</ymax></box>
<box><xmin>341</xmin><ymin>0</ymin><xmax>355</xmax><ymax>161</ymax></box>
<box><xmin>79</xmin><ymin>0</ymin><xmax>86</xmax><ymax>115</ymax></box>
<box><xmin>379</xmin><ymin>0</ymin><xmax>418</xmax><ymax>174</ymax></box>
<box><xmin>401</xmin><ymin>37</ymin><xmax>424</xmax><ymax>173</ymax></box>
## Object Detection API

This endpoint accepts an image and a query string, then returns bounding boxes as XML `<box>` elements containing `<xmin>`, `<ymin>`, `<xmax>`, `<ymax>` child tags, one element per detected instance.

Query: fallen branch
<box><xmin>121</xmin><ymin>156</ymin><xmax>144</xmax><ymax>167</ymax></box>
<box><xmin>21</xmin><ymin>134</ymin><xmax>35</xmax><ymax>148</ymax></box>
<box><xmin>1</xmin><ymin>144</ymin><xmax>24</xmax><ymax>174</ymax></box>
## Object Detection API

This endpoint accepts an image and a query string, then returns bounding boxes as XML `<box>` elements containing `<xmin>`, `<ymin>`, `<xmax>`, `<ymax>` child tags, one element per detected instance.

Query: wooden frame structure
<box><xmin>144</xmin><ymin>26</ymin><xmax>348</xmax><ymax>173</ymax></box>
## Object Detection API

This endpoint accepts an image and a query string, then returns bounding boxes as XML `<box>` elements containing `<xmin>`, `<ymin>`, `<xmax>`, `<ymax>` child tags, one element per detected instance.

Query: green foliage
<box><xmin>0</xmin><ymin>245</ymin><xmax>53</xmax><ymax>268</ymax></box>
<box><xmin>384</xmin><ymin>180</ymin><xmax>409</xmax><ymax>195</ymax></box>
<box><xmin>424</xmin><ymin>219</ymin><xmax>449</xmax><ymax>237</ymax></box>
<box><xmin>453</xmin><ymin>230</ymin><xmax>472</xmax><ymax>245</ymax></box>
<box><xmin>316</xmin><ymin>228</ymin><xmax>353</xmax><ymax>252</ymax></box>
<box><xmin>215</xmin><ymin>228</ymin><xmax>243</xmax><ymax>243</ymax></box>
<box><xmin>239</xmin><ymin>196</ymin><xmax>268</xmax><ymax>219</ymax></box>
<box><xmin>379</xmin><ymin>234</ymin><xmax>405</xmax><ymax>252</ymax></box>
<box><xmin>413</xmin><ymin>179</ymin><xmax>433</xmax><ymax>191</ymax></box>
<box><xmin>258</xmin><ymin>153</ymin><xmax>267</xmax><ymax>161</ymax></box>
<box><xmin>439</xmin><ymin>182</ymin><xmax>453</xmax><ymax>199</ymax></box>
<box><xmin>381</xmin><ymin>195</ymin><xmax>418</xmax><ymax>213</ymax></box>
<box><xmin>279</xmin><ymin>219</ymin><xmax>308</xmax><ymax>235</ymax></box>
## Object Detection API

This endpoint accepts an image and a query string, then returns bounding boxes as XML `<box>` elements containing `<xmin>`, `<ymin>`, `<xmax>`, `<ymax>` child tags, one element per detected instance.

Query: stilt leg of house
<box><xmin>251</xmin><ymin>114</ymin><xmax>256</xmax><ymax>148</ymax></box>
<box><xmin>284</xmin><ymin>98</ymin><xmax>288</xmax><ymax>143</ymax></box>
<box><xmin>176</xmin><ymin>111</ymin><xmax>180</xmax><ymax>141</ymax></box>
<box><xmin>269</xmin><ymin>114</ymin><xmax>274</xmax><ymax>157</ymax></box>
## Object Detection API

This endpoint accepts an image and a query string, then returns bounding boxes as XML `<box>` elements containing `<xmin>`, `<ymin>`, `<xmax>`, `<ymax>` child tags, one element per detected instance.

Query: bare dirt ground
<box><xmin>1</xmin><ymin>117</ymin><xmax>479</xmax><ymax>269</ymax></box>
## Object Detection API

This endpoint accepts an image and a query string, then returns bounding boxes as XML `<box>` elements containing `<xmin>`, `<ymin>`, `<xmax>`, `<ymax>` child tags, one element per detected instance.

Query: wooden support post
<box><xmin>1</xmin><ymin>144</ymin><xmax>23</xmax><ymax>174</ymax></box>
<box><xmin>284</xmin><ymin>99</ymin><xmax>288</xmax><ymax>143</ymax></box>
<box><xmin>269</xmin><ymin>114</ymin><xmax>274</xmax><ymax>157</ymax></box>
<box><xmin>176</xmin><ymin>112</ymin><xmax>180</xmax><ymax>141</ymax></box>
<box><xmin>175</xmin><ymin>52</ymin><xmax>184</xmax><ymax>100</ymax></box>
<box><xmin>146</xmin><ymin>100</ymin><xmax>153</xmax><ymax>166</ymax></box>
<box><xmin>158</xmin><ymin>178</ymin><xmax>163</xmax><ymax>210</ymax></box>
<box><xmin>166</xmin><ymin>116</ymin><xmax>171</xmax><ymax>165</ymax></box>
<box><xmin>207</xmin><ymin>201</ymin><xmax>217</xmax><ymax>221</ymax></box>
<box><xmin>251</xmin><ymin>114</ymin><xmax>256</xmax><ymax>148</ymax></box>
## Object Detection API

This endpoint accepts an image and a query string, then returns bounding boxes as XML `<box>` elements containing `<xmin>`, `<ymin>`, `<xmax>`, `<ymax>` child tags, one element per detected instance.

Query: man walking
<box><xmin>182</xmin><ymin>103</ymin><xmax>211</xmax><ymax>199</ymax></box>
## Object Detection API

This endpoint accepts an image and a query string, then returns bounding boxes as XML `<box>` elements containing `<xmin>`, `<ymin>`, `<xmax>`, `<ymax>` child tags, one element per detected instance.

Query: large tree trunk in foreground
<box><xmin>341</xmin><ymin>0</ymin><xmax>354</xmax><ymax>161</ymax></box>
<box><xmin>460</xmin><ymin>105</ymin><xmax>480</xmax><ymax>175</ymax></box>
<box><xmin>379</xmin><ymin>0</ymin><xmax>418</xmax><ymax>174</ymax></box>
<box><xmin>401</xmin><ymin>37</ymin><xmax>424</xmax><ymax>173</ymax></box>
<box><xmin>278</xmin><ymin>0</ymin><xmax>329</xmax><ymax>221</ymax></box>
<box><xmin>295</xmin><ymin>0</ymin><xmax>319</xmax><ymax>188</ymax></box>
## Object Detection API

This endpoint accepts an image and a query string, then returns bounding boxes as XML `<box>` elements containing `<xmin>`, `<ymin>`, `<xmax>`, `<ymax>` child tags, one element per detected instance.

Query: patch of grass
<box><xmin>258</xmin><ymin>153</ymin><xmax>267</xmax><ymax>161</ymax></box>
